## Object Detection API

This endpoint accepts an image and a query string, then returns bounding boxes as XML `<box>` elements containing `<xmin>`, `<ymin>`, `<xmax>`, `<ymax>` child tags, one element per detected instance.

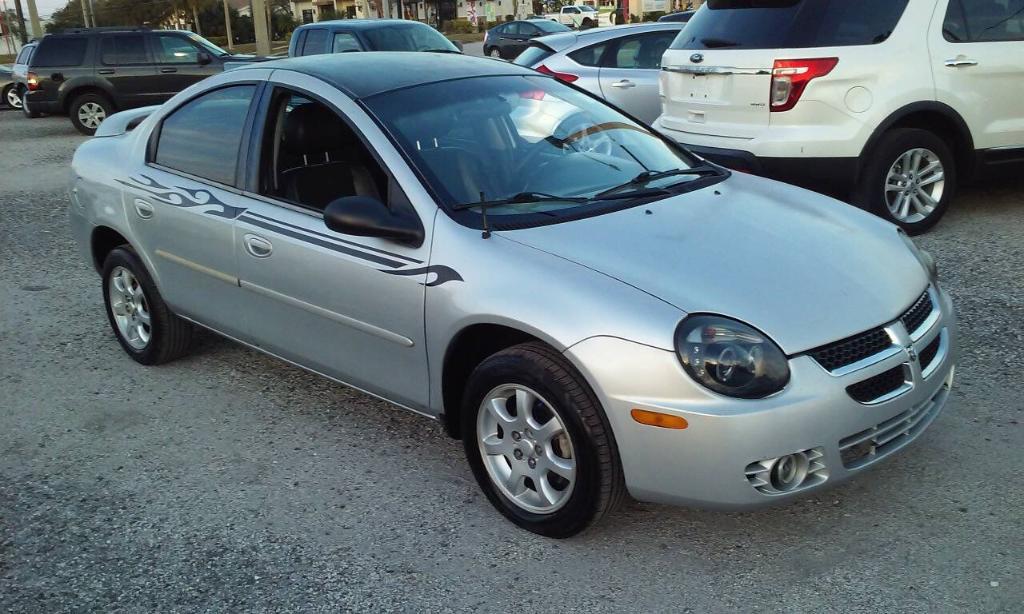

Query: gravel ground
<box><xmin>1</xmin><ymin>109</ymin><xmax>1022</xmax><ymax>613</ymax></box>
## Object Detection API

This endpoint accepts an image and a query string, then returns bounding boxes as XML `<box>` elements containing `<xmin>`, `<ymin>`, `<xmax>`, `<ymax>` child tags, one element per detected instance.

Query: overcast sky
<box><xmin>13</xmin><ymin>0</ymin><xmax>78</xmax><ymax>20</ymax></box>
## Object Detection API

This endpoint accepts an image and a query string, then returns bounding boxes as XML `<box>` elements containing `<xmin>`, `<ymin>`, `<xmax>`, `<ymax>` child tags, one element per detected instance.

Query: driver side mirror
<box><xmin>324</xmin><ymin>196</ymin><xmax>424</xmax><ymax>247</ymax></box>
<box><xmin>197</xmin><ymin>51</ymin><xmax>212</xmax><ymax>65</ymax></box>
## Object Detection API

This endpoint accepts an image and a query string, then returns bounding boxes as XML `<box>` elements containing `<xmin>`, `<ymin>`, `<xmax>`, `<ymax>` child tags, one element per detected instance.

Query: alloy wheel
<box><xmin>78</xmin><ymin>102</ymin><xmax>107</xmax><ymax>130</ymax></box>
<box><xmin>885</xmin><ymin>148</ymin><xmax>945</xmax><ymax>223</ymax></box>
<box><xmin>108</xmin><ymin>266</ymin><xmax>151</xmax><ymax>350</ymax></box>
<box><xmin>6</xmin><ymin>87</ymin><xmax>22</xmax><ymax>109</ymax></box>
<box><xmin>476</xmin><ymin>384</ymin><xmax>576</xmax><ymax>514</ymax></box>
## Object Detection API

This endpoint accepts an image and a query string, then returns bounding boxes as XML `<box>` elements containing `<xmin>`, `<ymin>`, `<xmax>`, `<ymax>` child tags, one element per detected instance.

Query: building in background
<box><xmin>289</xmin><ymin>0</ymin><xmax>525</xmax><ymax>25</ymax></box>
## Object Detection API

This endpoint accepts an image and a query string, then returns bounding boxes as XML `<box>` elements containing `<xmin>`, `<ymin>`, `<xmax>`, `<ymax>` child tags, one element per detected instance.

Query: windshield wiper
<box><xmin>452</xmin><ymin>192</ymin><xmax>587</xmax><ymax>211</ymax></box>
<box><xmin>594</xmin><ymin>166</ymin><xmax>720</xmax><ymax>200</ymax></box>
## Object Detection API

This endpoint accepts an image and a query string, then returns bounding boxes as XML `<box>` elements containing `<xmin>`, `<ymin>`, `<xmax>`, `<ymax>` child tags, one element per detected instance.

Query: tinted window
<box><xmin>332</xmin><ymin>32</ymin><xmax>362</xmax><ymax>52</ymax></box>
<box><xmin>156</xmin><ymin>86</ymin><xmax>256</xmax><ymax>185</ymax></box>
<box><xmin>100</xmin><ymin>35</ymin><xmax>149</xmax><ymax>65</ymax></box>
<box><xmin>362</xmin><ymin>24</ymin><xmax>457</xmax><ymax>51</ymax></box>
<box><xmin>303</xmin><ymin>29</ymin><xmax>329</xmax><ymax>55</ymax></box>
<box><xmin>513</xmin><ymin>44</ymin><xmax>554</xmax><ymax>67</ymax></box>
<box><xmin>32</xmin><ymin>37</ymin><xmax>89</xmax><ymax>67</ymax></box>
<box><xmin>944</xmin><ymin>0</ymin><xmax>1024</xmax><ymax>42</ymax></box>
<box><xmin>520</xmin><ymin>24</ymin><xmax>540</xmax><ymax>36</ymax></box>
<box><xmin>15</xmin><ymin>46</ymin><xmax>35</xmax><ymax>65</ymax></box>
<box><xmin>568</xmin><ymin>41</ymin><xmax>609</xmax><ymax>66</ymax></box>
<box><xmin>672</xmin><ymin>0</ymin><xmax>909</xmax><ymax>50</ymax></box>
<box><xmin>153</xmin><ymin>34</ymin><xmax>199</xmax><ymax>63</ymax></box>
<box><xmin>609</xmin><ymin>32</ymin><xmax>677</xmax><ymax>69</ymax></box>
<box><xmin>534</xmin><ymin>20</ymin><xmax>572</xmax><ymax>33</ymax></box>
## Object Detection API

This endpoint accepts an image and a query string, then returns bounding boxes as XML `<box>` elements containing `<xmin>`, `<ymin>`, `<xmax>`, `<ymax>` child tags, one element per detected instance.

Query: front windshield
<box><xmin>187</xmin><ymin>32</ymin><xmax>229</xmax><ymax>56</ymax></box>
<box><xmin>363</xmin><ymin>24</ymin><xmax>458</xmax><ymax>52</ymax></box>
<box><xmin>364</xmin><ymin>75</ymin><xmax>707</xmax><ymax>220</ymax></box>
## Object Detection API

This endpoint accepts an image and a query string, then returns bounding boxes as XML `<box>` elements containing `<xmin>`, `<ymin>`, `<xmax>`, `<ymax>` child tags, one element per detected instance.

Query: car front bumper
<box><xmin>564</xmin><ymin>287</ymin><xmax>957</xmax><ymax>510</ymax></box>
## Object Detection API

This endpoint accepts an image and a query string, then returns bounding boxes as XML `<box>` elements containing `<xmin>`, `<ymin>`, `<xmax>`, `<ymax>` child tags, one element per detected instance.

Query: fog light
<box><xmin>769</xmin><ymin>452</ymin><xmax>810</xmax><ymax>492</ymax></box>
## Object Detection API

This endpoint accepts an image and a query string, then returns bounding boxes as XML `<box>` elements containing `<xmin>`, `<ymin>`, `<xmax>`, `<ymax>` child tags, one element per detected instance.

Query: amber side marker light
<box><xmin>630</xmin><ymin>409</ymin><xmax>688</xmax><ymax>430</ymax></box>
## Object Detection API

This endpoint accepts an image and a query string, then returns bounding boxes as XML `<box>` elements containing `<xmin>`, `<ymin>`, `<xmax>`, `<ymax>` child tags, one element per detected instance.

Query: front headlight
<box><xmin>899</xmin><ymin>230</ymin><xmax>938</xmax><ymax>281</ymax></box>
<box><xmin>675</xmin><ymin>315</ymin><xmax>790</xmax><ymax>399</ymax></box>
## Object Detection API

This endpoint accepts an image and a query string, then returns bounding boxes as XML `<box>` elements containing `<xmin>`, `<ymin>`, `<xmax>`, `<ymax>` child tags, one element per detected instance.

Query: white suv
<box><xmin>654</xmin><ymin>0</ymin><xmax>1024</xmax><ymax>233</ymax></box>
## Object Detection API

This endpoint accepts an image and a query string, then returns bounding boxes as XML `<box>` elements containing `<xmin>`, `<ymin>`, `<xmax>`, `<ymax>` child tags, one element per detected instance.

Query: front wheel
<box><xmin>579</xmin><ymin>17</ymin><xmax>596</xmax><ymax>30</ymax></box>
<box><xmin>461</xmin><ymin>342</ymin><xmax>625</xmax><ymax>537</ymax></box>
<box><xmin>3</xmin><ymin>84</ymin><xmax>22</xmax><ymax>109</ymax></box>
<box><xmin>69</xmin><ymin>92</ymin><xmax>113</xmax><ymax>135</ymax></box>
<box><xmin>855</xmin><ymin>128</ymin><xmax>955</xmax><ymax>235</ymax></box>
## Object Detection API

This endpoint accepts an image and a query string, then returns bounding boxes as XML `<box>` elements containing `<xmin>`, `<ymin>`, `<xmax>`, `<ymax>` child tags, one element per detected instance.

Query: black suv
<box><xmin>23</xmin><ymin>27</ymin><xmax>266</xmax><ymax>134</ymax></box>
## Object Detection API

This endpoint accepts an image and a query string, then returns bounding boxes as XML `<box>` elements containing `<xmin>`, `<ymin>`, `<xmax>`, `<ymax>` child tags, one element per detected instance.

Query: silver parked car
<box><xmin>69</xmin><ymin>53</ymin><xmax>957</xmax><ymax>537</ymax></box>
<box><xmin>514</xmin><ymin>23</ymin><xmax>685</xmax><ymax>124</ymax></box>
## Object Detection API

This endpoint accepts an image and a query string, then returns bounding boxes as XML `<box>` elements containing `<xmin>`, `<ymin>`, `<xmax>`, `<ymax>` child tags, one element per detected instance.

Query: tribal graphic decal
<box><xmin>117</xmin><ymin>175</ymin><xmax>247</xmax><ymax>219</ymax></box>
<box><xmin>381</xmin><ymin>265</ymin><xmax>464</xmax><ymax>287</ymax></box>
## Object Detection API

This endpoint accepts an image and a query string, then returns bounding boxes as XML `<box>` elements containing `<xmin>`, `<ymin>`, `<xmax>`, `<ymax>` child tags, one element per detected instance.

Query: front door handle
<box><xmin>243</xmin><ymin>234</ymin><xmax>273</xmax><ymax>258</ymax></box>
<box><xmin>98</xmin><ymin>69</ymin><xmax>115</xmax><ymax>75</ymax></box>
<box><xmin>160</xmin><ymin>67</ymin><xmax>177</xmax><ymax>73</ymax></box>
<box><xmin>133</xmin><ymin>199</ymin><xmax>154</xmax><ymax>219</ymax></box>
<box><xmin>945</xmin><ymin>57</ymin><xmax>978</xmax><ymax>68</ymax></box>
<box><xmin>610</xmin><ymin>80</ymin><xmax>636</xmax><ymax>89</ymax></box>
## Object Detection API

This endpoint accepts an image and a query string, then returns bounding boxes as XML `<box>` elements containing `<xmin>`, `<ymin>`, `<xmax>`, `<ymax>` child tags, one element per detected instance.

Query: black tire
<box><xmin>101</xmin><ymin>246</ymin><xmax>194</xmax><ymax>365</ymax></box>
<box><xmin>580</xmin><ymin>17</ymin><xmax>596</xmax><ymax>30</ymax></box>
<box><xmin>855</xmin><ymin>127</ymin><xmax>956</xmax><ymax>235</ymax></box>
<box><xmin>486</xmin><ymin>46</ymin><xmax>501</xmax><ymax>59</ymax></box>
<box><xmin>461</xmin><ymin>342</ymin><xmax>625</xmax><ymax>538</ymax></box>
<box><xmin>69</xmin><ymin>92</ymin><xmax>114</xmax><ymax>135</ymax></box>
<box><xmin>3</xmin><ymin>84</ymin><xmax>21</xmax><ymax>110</ymax></box>
<box><xmin>21</xmin><ymin>90</ymin><xmax>41</xmax><ymax>118</ymax></box>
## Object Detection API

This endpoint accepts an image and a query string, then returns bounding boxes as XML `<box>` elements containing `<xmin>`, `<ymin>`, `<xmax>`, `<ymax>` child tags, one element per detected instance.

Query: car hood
<box><xmin>500</xmin><ymin>173</ymin><xmax>929</xmax><ymax>354</ymax></box>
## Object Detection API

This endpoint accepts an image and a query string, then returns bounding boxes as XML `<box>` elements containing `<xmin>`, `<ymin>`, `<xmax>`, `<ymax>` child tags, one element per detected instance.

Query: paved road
<box><xmin>462</xmin><ymin>41</ymin><xmax>485</xmax><ymax>57</ymax></box>
<box><xmin>1</xmin><ymin>110</ymin><xmax>1022</xmax><ymax>612</ymax></box>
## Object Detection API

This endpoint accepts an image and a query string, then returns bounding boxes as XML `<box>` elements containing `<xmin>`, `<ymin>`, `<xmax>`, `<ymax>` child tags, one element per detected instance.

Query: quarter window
<box><xmin>100</xmin><ymin>35</ymin><xmax>149</xmax><ymax>65</ymax></box>
<box><xmin>568</xmin><ymin>42</ymin><xmax>609</xmax><ymax>67</ymax></box>
<box><xmin>303</xmin><ymin>29</ymin><xmax>329</xmax><ymax>55</ymax></box>
<box><xmin>944</xmin><ymin>0</ymin><xmax>1024</xmax><ymax>42</ymax></box>
<box><xmin>155</xmin><ymin>86</ymin><xmax>256</xmax><ymax>186</ymax></box>
<box><xmin>608</xmin><ymin>32</ymin><xmax>677</xmax><ymax>69</ymax></box>
<box><xmin>153</xmin><ymin>34</ymin><xmax>200</xmax><ymax>63</ymax></box>
<box><xmin>332</xmin><ymin>32</ymin><xmax>362</xmax><ymax>53</ymax></box>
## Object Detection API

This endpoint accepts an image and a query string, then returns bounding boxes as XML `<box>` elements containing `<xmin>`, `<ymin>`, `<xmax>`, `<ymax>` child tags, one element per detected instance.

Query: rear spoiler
<box><xmin>93</xmin><ymin>105</ymin><xmax>159</xmax><ymax>137</ymax></box>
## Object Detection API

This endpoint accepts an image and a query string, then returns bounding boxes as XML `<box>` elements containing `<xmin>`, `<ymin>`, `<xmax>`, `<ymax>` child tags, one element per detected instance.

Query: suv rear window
<box><xmin>32</xmin><ymin>37</ymin><xmax>89</xmax><ymax>67</ymax></box>
<box><xmin>671</xmin><ymin>0</ymin><xmax>909</xmax><ymax>50</ymax></box>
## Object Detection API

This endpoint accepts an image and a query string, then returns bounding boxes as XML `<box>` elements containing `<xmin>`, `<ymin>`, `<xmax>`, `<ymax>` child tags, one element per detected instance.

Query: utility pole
<box><xmin>12</xmin><ymin>0</ymin><xmax>26</xmax><ymax>44</ymax></box>
<box><xmin>25</xmin><ymin>0</ymin><xmax>39</xmax><ymax>38</ymax></box>
<box><xmin>222</xmin><ymin>0</ymin><xmax>233</xmax><ymax>50</ymax></box>
<box><xmin>251</xmin><ymin>0</ymin><xmax>270</xmax><ymax>55</ymax></box>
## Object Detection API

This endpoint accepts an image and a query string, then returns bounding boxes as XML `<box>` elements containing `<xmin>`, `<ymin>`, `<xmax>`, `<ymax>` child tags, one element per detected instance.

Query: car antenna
<box><xmin>479</xmin><ymin>192</ymin><xmax>491</xmax><ymax>239</ymax></box>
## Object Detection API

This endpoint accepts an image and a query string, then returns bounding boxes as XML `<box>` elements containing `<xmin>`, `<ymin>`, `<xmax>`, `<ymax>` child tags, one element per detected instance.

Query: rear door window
<box><xmin>944</xmin><ymin>0</ymin><xmax>1024</xmax><ymax>42</ymax></box>
<box><xmin>100</xmin><ymin>35</ymin><xmax>150</xmax><ymax>65</ymax></box>
<box><xmin>302</xmin><ymin>29</ymin><xmax>329</xmax><ymax>55</ymax></box>
<box><xmin>671</xmin><ymin>0</ymin><xmax>910</xmax><ymax>50</ymax></box>
<box><xmin>32</xmin><ymin>37</ymin><xmax>89</xmax><ymax>67</ymax></box>
<box><xmin>332</xmin><ymin>32</ymin><xmax>362</xmax><ymax>52</ymax></box>
<box><xmin>607</xmin><ymin>31</ymin><xmax>678</xmax><ymax>69</ymax></box>
<box><xmin>155</xmin><ymin>85</ymin><xmax>257</xmax><ymax>185</ymax></box>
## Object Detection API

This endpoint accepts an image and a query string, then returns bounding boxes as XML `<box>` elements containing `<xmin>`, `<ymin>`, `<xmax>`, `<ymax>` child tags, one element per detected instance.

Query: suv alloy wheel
<box><xmin>70</xmin><ymin>92</ymin><xmax>114</xmax><ymax>135</ymax></box>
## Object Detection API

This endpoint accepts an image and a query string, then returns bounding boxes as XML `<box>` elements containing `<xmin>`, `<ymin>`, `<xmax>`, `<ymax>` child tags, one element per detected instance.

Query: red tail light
<box><xmin>26</xmin><ymin>71</ymin><xmax>39</xmax><ymax>91</ymax></box>
<box><xmin>770</xmin><ymin>58</ymin><xmax>838</xmax><ymax>112</ymax></box>
<box><xmin>536</xmin><ymin>64</ymin><xmax>579</xmax><ymax>84</ymax></box>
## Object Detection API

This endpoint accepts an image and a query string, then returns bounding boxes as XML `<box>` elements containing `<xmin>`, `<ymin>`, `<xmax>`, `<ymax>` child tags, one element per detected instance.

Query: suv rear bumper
<box><xmin>684</xmin><ymin>143</ymin><xmax>860</xmax><ymax>197</ymax></box>
<box><xmin>24</xmin><ymin>90</ymin><xmax>62</xmax><ymax>114</ymax></box>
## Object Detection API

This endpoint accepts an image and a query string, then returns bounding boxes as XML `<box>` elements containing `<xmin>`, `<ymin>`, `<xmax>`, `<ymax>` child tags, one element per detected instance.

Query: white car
<box><xmin>655</xmin><ymin>0</ymin><xmax>1024</xmax><ymax>233</ymax></box>
<box><xmin>544</xmin><ymin>5</ymin><xmax>612</xmax><ymax>30</ymax></box>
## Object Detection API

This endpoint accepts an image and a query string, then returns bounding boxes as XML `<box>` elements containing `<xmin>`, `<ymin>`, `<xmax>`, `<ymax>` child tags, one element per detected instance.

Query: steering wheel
<box><xmin>554</xmin><ymin>113</ymin><xmax>616</xmax><ymax>157</ymax></box>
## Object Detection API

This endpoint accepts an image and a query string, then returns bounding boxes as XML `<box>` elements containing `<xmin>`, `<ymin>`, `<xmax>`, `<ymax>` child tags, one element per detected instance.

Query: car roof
<box><xmin>242</xmin><ymin>52</ymin><xmax>536</xmax><ymax>99</ymax></box>
<box><xmin>296</xmin><ymin>19</ymin><xmax>433</xmax><ymax>30</ymax></box>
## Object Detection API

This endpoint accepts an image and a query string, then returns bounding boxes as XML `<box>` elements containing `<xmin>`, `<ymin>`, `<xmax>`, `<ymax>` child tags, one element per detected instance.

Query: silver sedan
<box><xmin>514</xmin><ymin>23</ymin><xmax>685</xmax><ymax>124</ymax></box>
<box><xmin>68</xmin><ymin>53</ymin><xmax>956</xmax><ymax>537</ymax></box>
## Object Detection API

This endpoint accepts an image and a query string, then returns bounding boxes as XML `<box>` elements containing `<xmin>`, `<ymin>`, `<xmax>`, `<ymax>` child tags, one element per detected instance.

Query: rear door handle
<box><xmin>160</xmin><ymin>67</ymin><xmax>177</xmax><ymax>73</ymax></box>
<box><xmin>133</xmin><ymin>199</ymin><xmax>154</xmax><ymax>219</ymax></box>
<box><xmin>98</xmin><ymin>69</ymin><xmax>115</xmax><ymax>75</ymax></box>
<box><xmin>945</xmin><ymin>57</ymin><xmax>978</xmax><ymax>67</ymax></box>
<box><xmin>243</xmin><ymin>234</ymin><xmax>273</xmax><ymax>258</ymax></box>
<box><xmin>610</xmin><ymin>80</ymin><xmax>636</xmax><ymax>89</ymax></box>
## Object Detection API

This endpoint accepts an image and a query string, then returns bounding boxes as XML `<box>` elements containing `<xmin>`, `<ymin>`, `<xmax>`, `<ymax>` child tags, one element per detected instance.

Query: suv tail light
<box><xmin>770</xmin><ymin>58</ymin><xmax>838</xmax><ymax>112</ymax></box>
<box><xmin>536</xmin><ymin>64</ymin><xmax>579</xmax><ymax>84</ymax></box>
<box><xmin>26</xmin><ymin>72</ymin><xmax>39</xmax><ymax>91</ymax></box>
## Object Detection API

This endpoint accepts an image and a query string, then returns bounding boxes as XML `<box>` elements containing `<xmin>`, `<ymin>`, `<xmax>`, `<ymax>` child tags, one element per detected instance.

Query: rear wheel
<box><xmin>3</xmin><ymin>84</ymin><xmax>21</xmax><ymax>109</ymax></box>
<box><xmin>101</xmin><ymin>247</ymin><xmax>194</xmax><ymax>365</ymax></box>
<box><xmin>69</xmin><ymin>92</ymin><xmax>113</xmax><ymax>135</ymax></box>
<box><xmin>856</xmin><ymin>128</ymin><xmax>955</xmax><ymax>235</ymax></box>
<box><xmin>461</xmin><ymin>342</ymin><xmax>625</xmax><ymax>537</ymax></box>
<box><xmin>486</xmin><ymin>46</ymin><xmax>500</xmax><ymax>58</ymax></box>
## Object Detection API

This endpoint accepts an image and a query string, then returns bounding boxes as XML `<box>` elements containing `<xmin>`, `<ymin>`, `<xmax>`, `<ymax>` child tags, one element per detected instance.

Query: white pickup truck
<box><xmin>544</xmin><ymin>5</ymin><xmax>611</xmax><ymax>29</ymax></box>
